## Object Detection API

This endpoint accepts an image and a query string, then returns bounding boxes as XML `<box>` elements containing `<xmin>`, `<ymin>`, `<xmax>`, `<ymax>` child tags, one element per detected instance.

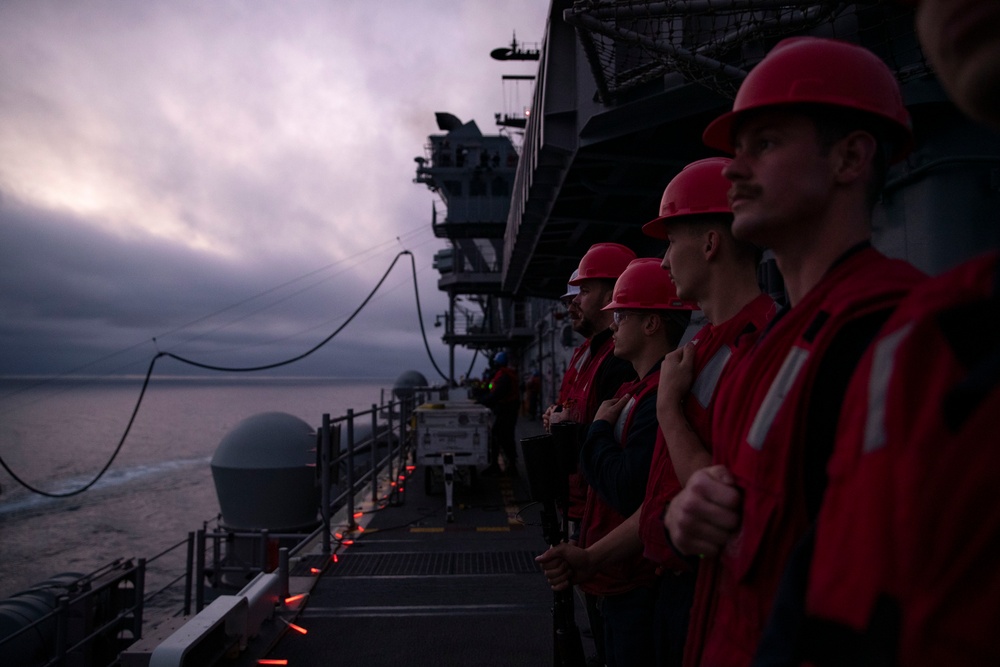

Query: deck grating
<box><xmin>327</xmin><ymin>550</ymin><xmax>539</xmax><ymax>576</ymax></box>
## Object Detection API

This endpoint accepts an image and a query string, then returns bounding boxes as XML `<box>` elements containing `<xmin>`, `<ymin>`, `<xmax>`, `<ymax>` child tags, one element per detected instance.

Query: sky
<box><xmin>0</xmin><ymin>0</ymin><xmax>548</xmax><ymax>384</ymax></box>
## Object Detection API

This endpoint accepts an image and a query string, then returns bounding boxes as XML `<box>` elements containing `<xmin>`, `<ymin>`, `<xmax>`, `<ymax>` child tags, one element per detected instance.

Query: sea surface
<box><xmin>0</xmin><ymin>376</ymin><xmax>395</xmax><ymax>612</ymax></box>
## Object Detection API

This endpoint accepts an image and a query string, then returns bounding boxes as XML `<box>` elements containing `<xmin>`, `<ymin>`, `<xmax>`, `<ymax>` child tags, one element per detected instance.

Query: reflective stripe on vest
<box><xmin>613</xmin><ymin>395</ymin><xmax>638</xmax><ymax>444</ymax></box>
<box><xmin>691</xmin><ymin>345</ymin><xmax>733</xmax><ymax>409</ymax></box>
<box><xmin>863</xmin><ymin>322</ymin><xmax>915</xmax><ymax>454</ymax></box>
<box><xmin>747</xmin><ymin>346</ymin><xmax>811</xmax><ymax>450</ymax></box>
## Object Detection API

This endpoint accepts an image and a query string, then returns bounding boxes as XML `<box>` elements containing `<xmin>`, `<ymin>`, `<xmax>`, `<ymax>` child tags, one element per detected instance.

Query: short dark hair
<box><xmin>667</xmin><ymin>215</ymin><xmax>762</xmax><ymax>267</ymax></box>
<box><xmin>802</xmin><ymin>104</ymin><xmax>894</xmax><ymax>211</ymax></box>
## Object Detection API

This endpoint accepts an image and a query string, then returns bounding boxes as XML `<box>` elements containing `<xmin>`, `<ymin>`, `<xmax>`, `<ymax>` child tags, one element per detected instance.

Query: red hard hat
<box><xmin>602</xmin><ymin>258</ymin><xmax>698</xmax><ymax>311</ymax></box>
<box><xmin>702</xmin><ymin>37</ymin><xmax>913</xmax><ymax>162</ymax></box>
<box><xmin>569</xmin><ymin>243</ymin><xmax>637</xmax><ymax>285</ymax></box>
<box><xmin>642</xmin><ymin>157</ymin><xmax>733</xmax><ymax>239</ymax></box>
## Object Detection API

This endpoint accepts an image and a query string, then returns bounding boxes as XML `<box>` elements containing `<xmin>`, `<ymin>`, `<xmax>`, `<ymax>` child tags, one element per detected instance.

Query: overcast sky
<box><xmin>0</xmin><ymin>0</ymin><xmax>547</xmax><ymax>383</ymax></box>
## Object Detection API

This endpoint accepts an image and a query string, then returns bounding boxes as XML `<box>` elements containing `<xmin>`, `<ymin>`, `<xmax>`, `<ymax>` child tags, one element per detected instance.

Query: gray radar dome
<box><xmin>393</xmin><ymin>370</ymin><xmax>428</xmax><ymax>399</ymax></box>
<box><xmin>211</xmin><ymin>412</ymin><xmax>319</xmax><ymax>531</ymax></box>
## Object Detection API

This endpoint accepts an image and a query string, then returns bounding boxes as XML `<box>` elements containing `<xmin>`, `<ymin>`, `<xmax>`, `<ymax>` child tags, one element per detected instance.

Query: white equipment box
<box><xmin>414</xmin><ymin>400</ymin><xmax>492</xmax><ymax>521</ymax></box>
<box><xmin>414</xmin><ymin>401</ymin><xmax>492</xmax><ymax>466</ymax></box>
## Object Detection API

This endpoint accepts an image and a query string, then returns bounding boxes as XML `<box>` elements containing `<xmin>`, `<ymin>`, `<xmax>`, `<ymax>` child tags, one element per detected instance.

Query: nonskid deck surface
<box><xmin>255</xmin><ymin>419</ymin><xmax>595</xmax><ymax>666</ymax></box>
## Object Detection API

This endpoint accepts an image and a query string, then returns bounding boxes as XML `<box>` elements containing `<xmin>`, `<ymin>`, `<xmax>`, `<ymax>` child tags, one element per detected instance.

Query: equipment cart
<box><xmin>413</xmin><ymin>400</ymin><xmax>492</xmax><ymax>521</ymax></box>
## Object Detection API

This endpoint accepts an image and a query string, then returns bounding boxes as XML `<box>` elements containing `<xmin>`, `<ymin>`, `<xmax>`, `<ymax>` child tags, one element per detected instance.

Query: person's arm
<box><xmin>536</xmin><ymin>507</ymin><xmax>644</xmax><ymax>591</ymax></box>
<box><xmin>580</xmin><ymin>394</ymin><xmax>657</xmax><ymax>516</ymax></box>
<box><xmin>658</xmin><ymin>343</ymin><xmax>712</xmax><ymax>486</ymax></box>
<box><xmin>663</xmin><ymin>464</ymin><xmax>742</xmax><ymax>557</ymax></box>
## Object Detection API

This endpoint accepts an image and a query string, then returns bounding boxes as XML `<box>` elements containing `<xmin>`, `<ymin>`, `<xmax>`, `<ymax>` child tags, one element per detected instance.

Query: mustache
<box><xmin>728</xmin><ymin>184</ymin><xmax>761</xmax><ymax>203</ymax></box>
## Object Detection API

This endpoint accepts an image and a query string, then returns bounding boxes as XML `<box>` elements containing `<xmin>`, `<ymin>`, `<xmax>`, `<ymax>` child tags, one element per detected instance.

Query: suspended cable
<box><xmin>0</xmin><ymin>248</ymin><xmax>454</xmax><ymax>497</ymax></box>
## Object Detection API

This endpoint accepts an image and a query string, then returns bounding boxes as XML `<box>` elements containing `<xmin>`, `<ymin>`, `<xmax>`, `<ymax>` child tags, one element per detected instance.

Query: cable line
<box><xmin>0</xmin><ymin>248</ymin><xmax>453</xmax><ymax>497</ymax></box>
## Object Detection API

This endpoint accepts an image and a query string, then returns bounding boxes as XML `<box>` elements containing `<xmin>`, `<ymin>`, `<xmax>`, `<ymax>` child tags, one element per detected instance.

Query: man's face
<box><xmin>917</xmin><ymin>0</ymin><xmax>1000</xmax><ymax>130</ymax></box>
<box><xmin>661</xmin><ymin>224</ymin><xmax>708</xmax><ymax>302</ymax></box>
<box><xmin>571</xmin><ymin>279</ymin><xmax>613</xmax><ymax>336</ymax></box>
<box><xmin>563</xmin><ymin>296</ymin><xmax>583</xmax><ymax>332</ymax></box>
<box><xmin>723</xmin><ymin>111</ymin><xmax>832</xmax><ymax>249</ymax></box>
<box><xmin>610</xmin><ymin>309</ymin><xmax>645</xmax><ymax>362</ymax></box>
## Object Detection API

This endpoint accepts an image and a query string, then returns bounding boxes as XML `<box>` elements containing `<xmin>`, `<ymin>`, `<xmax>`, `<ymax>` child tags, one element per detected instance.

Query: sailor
<box><xmin>801</xmin><ymin>3</ymin><xmax>1000</xmax><ymax>664</ymax></box>
<box><xmin>536</xmin><ymin>157</ymin><xmax>775</xmax><ymax>666</ymax></box>
<box><xmin>541</xmin><ymin>243</ymin><xmax>638</xmax><ymax>663</ymax></box>
<box><xmin>479</xmin><ymin>351</ymin><xmax>519</xmax><ymax>476</ymax></box>
<box><xmin>547</xmin><ymin>257</ymin><xmax>695</xmax><ymax>666</ymax></box>
<box><xmin>661</xmin><ymin>37</ymin><xmax>926</xmax><ymax>667</ymax></box>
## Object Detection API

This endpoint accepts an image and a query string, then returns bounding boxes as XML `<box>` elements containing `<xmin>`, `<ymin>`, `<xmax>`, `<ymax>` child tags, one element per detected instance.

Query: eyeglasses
<box><xmin>612</xmin><ymin>310</ymin><xmax>636</xmax><ymax>326</ymax></box>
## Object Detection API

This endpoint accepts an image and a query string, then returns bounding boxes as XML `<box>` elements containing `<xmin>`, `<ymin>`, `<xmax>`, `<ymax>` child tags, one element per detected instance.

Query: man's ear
<box><xmin>833</xmin><ymin>129</ymin><xmax>878</xmax><ymax>186</ymax></box>
<box><xmin>703</xmin><ymin>228</ymin><xmax>721</xmax><ymax>261</ymax></box>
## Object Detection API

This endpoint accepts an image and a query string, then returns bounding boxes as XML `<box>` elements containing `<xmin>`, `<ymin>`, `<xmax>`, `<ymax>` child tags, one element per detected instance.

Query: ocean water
<box><xmin>0</xmin><ymin>376</ymin><xmax>395</xmax><ymax>609</ymax></box>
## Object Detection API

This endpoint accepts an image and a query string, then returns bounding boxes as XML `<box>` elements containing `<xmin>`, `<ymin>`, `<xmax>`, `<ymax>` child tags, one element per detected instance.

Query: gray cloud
<box><xmin>0</xmin><ymin>0</ymin><xmax>543</xmax><ymax>381</ymax></box>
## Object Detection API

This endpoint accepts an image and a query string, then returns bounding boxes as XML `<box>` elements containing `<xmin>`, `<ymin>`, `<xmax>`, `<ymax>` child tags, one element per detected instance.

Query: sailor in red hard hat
<box><xmin>802</xmin><ymin>2</ymin><xmax>1000</xmax><ymax>665</ymax></box>
<box><xmin>662</xmin><ymin>36</ymin><xmax>926</xmax><ymax>667</ymax></box>
<box><xmin>541</xmin><ymin>256</ymin><xmax>695</xmax><ymax>666</ymax></box>
<box><xmin>540</xmin><ymin>242</ymin><xmax>638</xmax><ymax>665</ymax></box>
<box><xmin>537</xmin><ymin>157</ymin><xmax>775</xmax><ymax>666</ymax></box>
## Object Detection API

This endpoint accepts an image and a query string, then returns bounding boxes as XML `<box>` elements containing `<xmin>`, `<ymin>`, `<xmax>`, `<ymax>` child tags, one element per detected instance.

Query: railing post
<box><xmin>260</xmin><ymin>529</ymin><xmax>270</xmax><ymax>573</ymax></box>
<box><xmin>371</xmin><ymin>403</ymin><xmax>379</xmax><ymax>504</ymax></box>
<box><xmin>346</xmin><ymin>409</ymin><xmax>357</xmax><ymax>530</ymax></box>
<box><xmin>196</xmin><ymin>528</ymin><xmax>206</xmax><ymax>613</ymax></box>
<box><xmin>134</xmin><ymin>558</ymin><xmax>146</xmax><ymax>640</ymax></box>
<box><xmin>386</xmin><ymin>399</ymin><xmax>396</xmax><ymax>503</ymax></box>
<box><xmin>321</xmin><ymin>413</ymin><xmax>331</xmax><ymax>557</ymax></box>
<box><xmin>184</xmin><ymin>531</ymin><xmax>194</xmax><ymax>616</ymax></box>
<box><xmin>55</xmin><ymin>594</ymin><xmax>68</xmax><ymax>666</ymax></box>
<box><xmin>279</xmin><ymin>547</ymin><xmax>290</xmax><ymax>600</ymax></box>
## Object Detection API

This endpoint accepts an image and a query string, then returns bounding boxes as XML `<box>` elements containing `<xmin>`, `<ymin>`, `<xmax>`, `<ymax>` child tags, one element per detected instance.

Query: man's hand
<box><xmin>542</xmin><ymin>404</ymin><xmax>564</xmax><ymax>432</ymax></box>
<box><xmin>659</xmin><ymin>342</ymin><xmax>697</xmax><ymax>410</ymax></box>
<box><xmin>594</xmin><ymin>394</ymin><xmax>631</xmax><ymax>424</ymax></box>
<box><xmin>535</xmin><ymin>543</ymin><xmax>595</xmax><ymax>591</ymax></box>
<box><xmin>664</xmin><ymin>464</ymin><xmax>742</xmax><ymax>558</ymax></box>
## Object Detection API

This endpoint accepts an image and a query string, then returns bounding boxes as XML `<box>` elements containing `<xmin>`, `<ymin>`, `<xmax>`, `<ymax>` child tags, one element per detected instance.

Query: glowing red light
<box><xmin>287</xmin><ymin>622</ymin><xmax>308</xmax><ymax>635</ymax></box>
<box><xmin>334</xmin><ymin>532</ymin><xmax>343</xmax><ymax>540</ymax></box>
<box><xmin>357</xmin><ymin>526</ymin><xmax>365</xmax><ymax>533</ymax></box>
<box><xmin>284</xmin><ymin>594</ymin><xmax>306</xmax><ymax>605</ymax></box>
<box><xmin>332</xmin><ymin>554</ymin><xmax>339</xmax><ymax>563</ymax></box>
<box><xmin>257</xmin><ymin>660</ymin><xmax>288</xmax><ymax>665</ymax></box>
<box><xmin>309</xmin><ymin>567</ymin><xmax>321</xmax><ymax>575</ymax></box>
<box><xmin>353</xmin><ymin>511</ymin><xmax>364</xmax><ymax>519</ymax></box>
<box><xmin>342</xmin><ymin>539</ymin><xmax>354</xmax><ymax>545</ymax></box>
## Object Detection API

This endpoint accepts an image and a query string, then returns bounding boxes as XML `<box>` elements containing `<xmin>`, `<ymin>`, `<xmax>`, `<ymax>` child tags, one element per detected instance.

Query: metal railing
<box><xmin>0</xmin><ymin>386</ymin><xmax>446</xmax><ymax>667</ymax></box>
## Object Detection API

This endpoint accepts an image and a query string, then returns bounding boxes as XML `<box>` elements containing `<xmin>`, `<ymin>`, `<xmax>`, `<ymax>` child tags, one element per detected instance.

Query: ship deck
<box><xmin>237</xmin><ymin>417</ymin><xmax>595</xmax><ymax>667</ymax></box>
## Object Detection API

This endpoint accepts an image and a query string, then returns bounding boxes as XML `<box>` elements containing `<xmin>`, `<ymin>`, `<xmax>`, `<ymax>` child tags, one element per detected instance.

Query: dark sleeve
<box><xmin>578</xmin><ymin>394</ymin><xmax>657</xmax><ymax>516</ymax></box>
<box><xmin>594</xmin><ymin>355</ymin><xmax>638</xmax><ymax>405</ymax></box>
<box><xmin>752</xmin><ymin>309</ymin><xmax>892</xmax><ymax>667</ymax></box>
